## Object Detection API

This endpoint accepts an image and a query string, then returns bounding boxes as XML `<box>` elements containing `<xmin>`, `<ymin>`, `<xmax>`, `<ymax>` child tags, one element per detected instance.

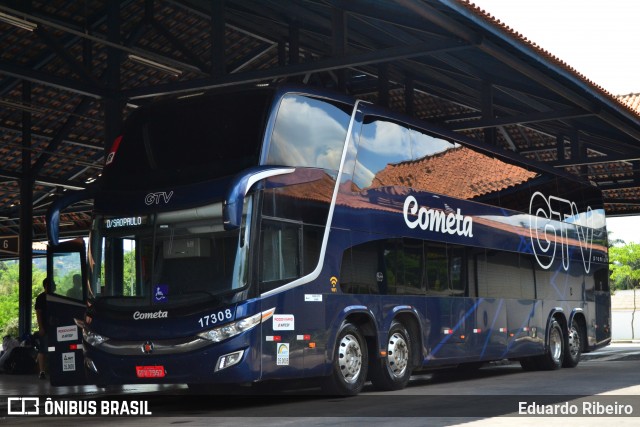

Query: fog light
<box><xmin>215</xmin><ymin>350</ymin><xmax>244</xmax><ymax>372</ymax></box>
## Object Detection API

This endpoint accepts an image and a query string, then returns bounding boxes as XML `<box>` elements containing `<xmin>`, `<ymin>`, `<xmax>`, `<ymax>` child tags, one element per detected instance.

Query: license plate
<box><xmin>136</xmin><ymin>365</ymin><xmax>165</xmax><ymax>378</ymax></box>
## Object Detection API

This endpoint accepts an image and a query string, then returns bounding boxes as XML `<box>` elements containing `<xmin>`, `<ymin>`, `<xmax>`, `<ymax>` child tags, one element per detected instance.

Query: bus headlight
<box><xmin>197</xmin><ymin>307</ymin><xmax>275</xmax><ymax>343</ymax></box>
<box><xmin>74</xmin><ymin>318</ymin><xmax>109</xmax><ymax>347</ymax></box>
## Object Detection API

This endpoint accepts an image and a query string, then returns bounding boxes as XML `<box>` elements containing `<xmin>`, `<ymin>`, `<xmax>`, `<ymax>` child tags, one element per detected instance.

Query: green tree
<box><xmin>609</xmin><ymin>242</ymin><xmax>640</xmax><ymax>292</ymax></box>
<box><xmin>0</xmin><ymin>261</ymin><xmax>47</xmax><ymax>337</ymax></box>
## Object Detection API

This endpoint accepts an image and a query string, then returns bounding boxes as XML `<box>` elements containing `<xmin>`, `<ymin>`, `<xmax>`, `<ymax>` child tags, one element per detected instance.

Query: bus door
<box><xmin>593</xmin><ymin>266</ymin><xmax>611</xmax><ymax>345</ymax></box>
<box><xmin>46</xmin><ymin>238</ymin><xmax>89</xmax><ymax>386</ymax></box>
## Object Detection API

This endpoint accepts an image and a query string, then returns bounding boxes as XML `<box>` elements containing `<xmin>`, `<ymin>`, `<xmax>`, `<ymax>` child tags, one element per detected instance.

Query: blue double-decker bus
<box><xmin>46</xmin><ymin>85</ymin><xmax>610</xmax><ymax>394</ymax></box>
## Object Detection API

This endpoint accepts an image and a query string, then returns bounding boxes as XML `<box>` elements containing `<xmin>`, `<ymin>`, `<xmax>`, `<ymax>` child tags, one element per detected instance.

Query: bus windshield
<box><xmin>88</xmin><ymin>200</ymin><xmax>252</xmax><ymax>308</ymax></box>
<box><xmin>104</xmin><ymin>90</ymin><xmax>273</xmax><ymax>189</ymax></box>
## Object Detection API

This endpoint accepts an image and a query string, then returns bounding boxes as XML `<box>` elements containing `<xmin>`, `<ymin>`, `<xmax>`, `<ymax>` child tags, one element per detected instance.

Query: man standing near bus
<box><xmin>35</xmin><ymin>277</ymin><xmax>51</xmax><ymax>379</ymax></box>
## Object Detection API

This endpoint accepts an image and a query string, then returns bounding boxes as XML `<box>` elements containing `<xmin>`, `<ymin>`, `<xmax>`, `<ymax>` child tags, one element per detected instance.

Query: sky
<box><xmin>470</xmin><ymin>0</ymin><xmax>640</xmax><ymax>244</ymax></box>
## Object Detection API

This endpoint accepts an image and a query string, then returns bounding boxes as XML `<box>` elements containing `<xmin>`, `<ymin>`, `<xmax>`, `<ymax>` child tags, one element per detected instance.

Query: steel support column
<box><xmin>104</xmin><ymin>0</ymin><xmax>122</xmax><ymax>154</ymax></box>
<box><xmin>570</xmin><ymin>131</ymin><xmax>588</xmax><ymax>178</ymax></box>
<box><xmin>18</xmin><ymin>81</ymin><xmax>33</xmax><ymax>337</ymax></box>
<box><xmin>482</xmin><ymin>81</ymin><xmax>496</xmax><ymax>145</ymax></box>
<box><xmin>556</xmin><ymin>134</ymin><xmax>564</xmax><ymax>161</ymax></box>
<box><xmin>405</xmin><ymin>75</ymin><xmax>415</xmax><ymax>116</ymax></box>
<box><xmin>289</xmin><ymin>19</ymin><xmax>300</xmax><ymax>65</ymax></box>
<box><xmin>378</xmin><ymin>63</ymin><xmax>389</xmax><ymax>108</ymax></box>
<box><xmin>332</xmin><ymin>6</ymin><xmax>347</xmax><ymax>91</ymax></box>
<box><xmin>211</xmin><ymin>0</ymin><xmax>226</xmax><ymax>76</ymax></box>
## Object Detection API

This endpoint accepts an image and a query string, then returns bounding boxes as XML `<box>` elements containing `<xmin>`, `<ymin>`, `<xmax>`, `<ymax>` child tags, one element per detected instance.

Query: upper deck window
<box><xmin>352</xmin><ymin>116</ymin><xmax>458</xmax><ymax>190</ymax></box>
<box><xmin>104</xmin><ymin>90</ymin><xmax>273</xmax><ymax>189</ymax></box>
<box><xmin>266</xmin><ymin>94</ymin><xmax>352</xmax><ymax>171</ymax></box>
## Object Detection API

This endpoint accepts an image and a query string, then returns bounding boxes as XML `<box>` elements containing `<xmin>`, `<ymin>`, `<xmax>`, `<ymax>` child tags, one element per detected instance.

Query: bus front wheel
<box><xmin>322</xmin><ymin>322</ymin><xmax>368</xmax><ymax>396</ymax></box>
<box><xmin>370</xmin><ymin>321</ymin><xmax>412</xmax><ymax>391</ymax></box>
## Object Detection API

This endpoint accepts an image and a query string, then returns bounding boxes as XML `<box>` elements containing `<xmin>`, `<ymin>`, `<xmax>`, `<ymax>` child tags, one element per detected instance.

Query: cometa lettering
<box><xmin>133</xmin><ymin>310</ymin><xmax>168</xmax><ymax>320</ymax></box>
<box><xmin>403</xmin><ymin>195</ymin><xmax>473</xmax><ymax>237</ymax></box>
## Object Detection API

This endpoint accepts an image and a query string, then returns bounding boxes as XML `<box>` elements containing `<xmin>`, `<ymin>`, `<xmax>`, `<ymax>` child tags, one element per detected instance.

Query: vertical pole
<box><xmin>570</xmin><ymin>131</ymin><xmax>587</xmax><ymax>179</ymax></box>
<box><xmin>482</xmin><ymin>81</ymin><xmax>496</xmax><ymax>145</ymax></box>
<box><xmin>82</xmin><ymin>1</ymin><xmax>93</xmax><ymax>71</ymax></box>
<box><xmin>18</xmin><ymin>81</ymin><xmax>33</xmax><ymax>337</ymax></box>
<box><xmin>104</xmin><ymin>0</ymin><xmax>122</xmax><ymax>154</ymax></box>
<box><xmin>211</xmin><ymin>0</ymin><xmax>226</xmax><ymax>77</ymax></box>
<box><xmin>377</xmin><ymin>63</ymin><xmax>389</xmax><ymax>108</ymax></box>
<box><xmin>332</xmin><ymin>6</ymin><xmax>347</xmax><ymax>91</ymax></box>
<box><xmin>556</xmin><ymin>134</ymin><xmax>564</xmax><ymax>162</ymax></box>
<box><xmin>289</xmin><ymin>20</ymin><xmax>300</xmax><ymax>65</ymax></box>
<box><xmin>278</xmin><ymin>39</ymin><xmax>287</xmax><ymax>67</ymax></box>
<box><xmin>405</xmin><ymin>75</ymin><xmax>415</xmax><ymax>116</ymax></box>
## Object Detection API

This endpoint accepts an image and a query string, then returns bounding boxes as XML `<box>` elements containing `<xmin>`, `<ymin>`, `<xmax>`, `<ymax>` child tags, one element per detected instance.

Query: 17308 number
<box><xmin>198</xmin><ymin>308</ymin><xmax>233</xmax><ymax>328</ymax></box>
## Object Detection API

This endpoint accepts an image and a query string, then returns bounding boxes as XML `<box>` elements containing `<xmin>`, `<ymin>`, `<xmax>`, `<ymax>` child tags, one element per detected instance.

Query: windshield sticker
<box><xmin>276</xmin><ymin>343</ymin><xmax>290</xmax><ymax>366</ymax></box>
<box><xmin>56</xmin><ymin>325</ymin><xmax>78</xmax><ymax>342</ymax></box>
<box><xmin>62</xmin><ymin>352</ymin><xmax>76</xmax><ymax>372</ymax></box>
<box><xmin>273</xmin><ymin>314</ymin><xmax>295</xmax><ymax>331</ymax></box>
<box><xmin>154</xmin><ymin>284</ymin><xmax>168</xmax><ymax>303</ymax></box>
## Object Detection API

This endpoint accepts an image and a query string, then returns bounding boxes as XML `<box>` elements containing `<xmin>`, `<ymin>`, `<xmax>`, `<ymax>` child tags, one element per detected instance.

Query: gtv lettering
<box><xmin>403</xmin><ymin>196</ymin><xmax>473</xmax><ymax>237</ymax></box>
<box><xmin>145</xmin><ymin>191</ymin><xmax>174</xmax><ymax>205</ymax></box>
<box><xmin>529</xmin><ymin>191</ymin><xmax>594</xmax><ymax>273</ymax></box>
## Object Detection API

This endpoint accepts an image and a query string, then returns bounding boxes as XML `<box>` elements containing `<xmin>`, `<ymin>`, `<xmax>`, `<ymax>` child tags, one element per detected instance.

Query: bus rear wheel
<box><xmin>519</xmin><ymin>319</ymin><xmax>564</xmax><ymax>371</ymax></box>
<box><xmin>537</xmin><ymin>319</ymin><xmax>565</xmax><ymax>370</ymax></box>
<box><xmin>322</xmin><ymin>322</ymin><xmax>368</xmax><ymax>396</ymax></box>
<box><xmin>563</xmin><ymin>320</ymin><xmax>583</xmax><ymax>368</ymax></box>
<box><xmin>370</xmin><ymin>321</ymin><xmax>412</xmax><ymax>391</ymax></box>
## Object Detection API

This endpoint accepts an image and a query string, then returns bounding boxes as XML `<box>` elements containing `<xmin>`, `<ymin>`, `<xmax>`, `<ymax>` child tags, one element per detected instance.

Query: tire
<box><xmin>519</xmin><ymin>357</ymin><xmax>539</xmax><ymax>371</ymax></box>
<box><xmin>322</xmin><ymin>322</ymin><xmax>368</xmax><ymax>396</ymax></box>
<box><xmin>370</xmin><ymin>321</ymin><xmax>412</xmax><ymax>391</ymax></box>
<box><xmin>563</xmin><ymin>319</ymin><xmax>583</xmax><ymax>368</ymax></box>
<box><xmin>537</xmin><ymin>319</ymin><xmax>564</xmax><ymax>370</ymax></box>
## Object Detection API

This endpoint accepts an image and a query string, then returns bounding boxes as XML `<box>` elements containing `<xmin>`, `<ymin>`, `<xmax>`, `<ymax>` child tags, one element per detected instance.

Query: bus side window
<box><xmin>340</xmin><ymin>241</ymin><xmax>380</xmax><ymax>295</ymax></box>
<box><xmin>50</xmin><ymin>251</ymin><xmax>84</xmax><ymax>300</ymax></box>
<box><xmin>352</xmin><ymin>117</ymin><xmax>412</xmax><ymax>190</ymax></box>
<box><xmin>425</xmin><ymin>244</ymin><xmax>449</xmax><ymax>295</ymax></box>
<box><xmin>260</xmin><ymin>220</ymin><xmax>301</xmax><ymax>291</ymax></box>
<box><xmin>449</xmin><ymin>247</ymin><xmax>466</xmax><ymax>296</ymax></box>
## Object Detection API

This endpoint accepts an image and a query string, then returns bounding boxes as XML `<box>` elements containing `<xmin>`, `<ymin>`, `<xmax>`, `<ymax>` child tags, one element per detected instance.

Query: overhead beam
<box><xmin>30</xmin><ymin>98</ymin><xmax>94</xmax><ymax>179</ymax></box>
<box><xmin>125</xmin><ymin>39</ymin><xmax>473</xmax><ymax>99</ymax></box>
<box><xmin>0</xmin><ymin>60</ymin><xmax>106</xmax><ymax>98</ymax></box>
<box><xmin>597</xmin><ymin>180</ymin><xmax>640</xmax><ymax>190</ymax></box>
<box><xmin>35</xmin><ymin>27</ymin><xmax>100</xmax><ymax>86</ymax></box>
<box><xmin>449</xmin><ymin>108</ymin><xmax>597</xmax><ymax>131</ymax></box>
<box><xmin>0</xmin><ymin>124</ymin><xmax>102</xmax><ymax>151</ymax></box>
<box><xmin>552</xmin><ymin>154</ymin><xmax>640</xmax><ymax>168</ymax></box>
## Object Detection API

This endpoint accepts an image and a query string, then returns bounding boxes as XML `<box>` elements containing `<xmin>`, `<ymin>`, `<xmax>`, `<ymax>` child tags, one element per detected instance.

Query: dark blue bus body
<box><xmin>46</xmin><ymin>85</ymin><xmax>610</xmax><ymax>393</ymax></box>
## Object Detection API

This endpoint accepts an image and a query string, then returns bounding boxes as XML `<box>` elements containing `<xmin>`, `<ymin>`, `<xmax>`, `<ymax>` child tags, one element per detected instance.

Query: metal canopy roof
<box><xmin>2</xmin><ymin>0</ymin><xmax>640</xmax><ymax>244</ymax></box>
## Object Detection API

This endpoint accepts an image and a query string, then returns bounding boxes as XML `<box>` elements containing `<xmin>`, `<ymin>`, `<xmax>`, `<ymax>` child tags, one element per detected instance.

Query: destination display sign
<box><xmin>103</xmin><ymin>216</ymin><xmax>149</xmax><ymax>229</ymax></box>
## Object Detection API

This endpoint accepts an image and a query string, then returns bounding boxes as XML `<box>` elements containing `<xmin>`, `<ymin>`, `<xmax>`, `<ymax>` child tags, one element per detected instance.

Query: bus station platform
<box><xmin>0</xmin><ymin>371</ymin><xmax>185</xmax><ymax>397</ymax></box>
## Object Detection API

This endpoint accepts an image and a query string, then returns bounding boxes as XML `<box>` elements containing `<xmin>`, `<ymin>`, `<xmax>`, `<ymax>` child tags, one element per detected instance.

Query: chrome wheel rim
<box><xmin>338</xmin><ymin>333</ymin><xmax>363</xmax><ymax>384</ymax></box>
<box><xmin>550</xmin><ymin>326</ymin><xmax>562</xmax><ymax>362</ymax></box>
<box><xmin>387</xmin><ymin>332</ymin><xmax>409</xmax><ymax>378</ymax></box>
<box><xmin>568</xmin><ymin>326</ymin><xmax>580</xmax><ymax>359</ymax></box>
